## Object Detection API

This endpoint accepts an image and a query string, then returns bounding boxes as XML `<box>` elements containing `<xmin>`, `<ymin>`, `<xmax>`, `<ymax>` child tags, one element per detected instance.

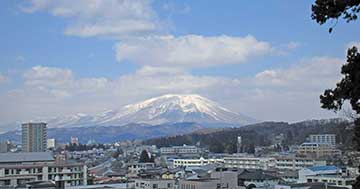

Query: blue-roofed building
<box><xmin>298</xmin><ymin>166</ymin><xmax>356</xmax><ymax>189</ymax></box>
<box><xmin>308</xmin><ymin>166</ymin><xmax>339</xmax><ymax>172</ymax></box>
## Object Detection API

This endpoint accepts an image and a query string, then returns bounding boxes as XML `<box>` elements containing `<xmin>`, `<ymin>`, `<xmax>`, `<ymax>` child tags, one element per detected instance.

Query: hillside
<box><xmin>144</xmin><ymin>119</ymin><xmax>354</xmax><ymax>153</ymax></box>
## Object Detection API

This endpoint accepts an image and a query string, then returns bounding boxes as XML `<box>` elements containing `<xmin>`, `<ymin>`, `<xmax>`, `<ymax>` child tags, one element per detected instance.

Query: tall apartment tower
<box><xmin>22</xmin><ymin>122</ymin><xmax>47</xmax><ymax>152</ymax></box>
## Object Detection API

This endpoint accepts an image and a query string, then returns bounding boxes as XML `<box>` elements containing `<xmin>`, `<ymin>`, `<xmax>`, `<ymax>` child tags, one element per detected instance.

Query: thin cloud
<box><xmin>21</xmin><ymin>0</ymin><xmax>161</xmax><ymax>38</ymax></box>
<box><xmin>115</xmin><ymin>35</ymin><xmax>275</xmax><ymax>68</ymax></box>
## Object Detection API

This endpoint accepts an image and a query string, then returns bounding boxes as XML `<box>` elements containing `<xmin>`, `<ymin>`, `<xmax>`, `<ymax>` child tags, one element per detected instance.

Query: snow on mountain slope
<box><xmin>45</xmin><ymin>94</ymin><xmax>256</xmax><ymax>128</ymax></box>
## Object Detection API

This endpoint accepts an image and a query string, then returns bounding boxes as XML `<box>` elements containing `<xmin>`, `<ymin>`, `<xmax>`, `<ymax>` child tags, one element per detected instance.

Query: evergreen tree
<box><xmin>312</xmin><ymin>0</ymin><xmax>360</xmax><ymax>32</ymax></box>
<box><xmin>139</xmin><ymin>150</ymin><xmax>151</xmax><ymax>163</ymax></box>
<box><xmin>312</xmin><ymin>1</ymin><xmax>360</xmax><ymax>187</ymax></box>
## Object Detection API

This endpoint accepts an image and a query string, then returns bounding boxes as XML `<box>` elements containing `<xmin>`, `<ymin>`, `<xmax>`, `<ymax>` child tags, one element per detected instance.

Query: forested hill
<box><xmin>143</xmin><ymin>119</ymin><xmax>354</xmax><ymax>153</ymax></box>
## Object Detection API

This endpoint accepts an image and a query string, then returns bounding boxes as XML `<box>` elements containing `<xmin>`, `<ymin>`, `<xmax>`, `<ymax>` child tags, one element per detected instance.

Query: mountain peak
<box><xmin>43</xmin><ymin>94</ymin><xmax>256</xmax><ymax>128</ymax></box>
<box><xmin>125</xmin><ymin>94</ymin><xmax>228</xmax><ymax>114</ymax></box>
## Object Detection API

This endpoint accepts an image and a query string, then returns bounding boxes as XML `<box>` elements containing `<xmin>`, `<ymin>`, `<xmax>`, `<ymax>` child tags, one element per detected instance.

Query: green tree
<box><xmin>139</xmin><ymin>150</ymin><xmax>151</xmax><ymax>163</ymax></box>
<box><xmin>320</xmin><ymin>47</ymin><xmax>360</xmax><ymax>150</ymax></box>
<box><xmin>246</xmin><ymin>143</ymin><xmax>255</xmax><ymax>154</ymax></box>
<box><xmin>312</xmin><ymin>0</ymin><xmax>360</xmax><ymax>32</ymax></box>
<box><xmin>312</xmin><ymin>1</ymin><xmax>360</xmax><ymax>187</ymax></box>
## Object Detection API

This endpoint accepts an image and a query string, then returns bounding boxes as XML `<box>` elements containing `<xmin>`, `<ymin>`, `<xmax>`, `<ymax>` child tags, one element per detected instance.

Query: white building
<box><xmin>309</xmin><ymin>134</ymin><xmax>336</xmax><ymax>146</ymax></box>
<box><xmin>0</xmin><ymin>152</ymin><xmax>87</xmax><ymax>187</ymax></box>
<box><xmin>223</xmin><ymin>155</ymin><xmax>275</xmax><ymax>170</ymax></box>
<box><xmin>275</xmin><ymin>156</ymin><xmax>327</xmax><ymax>170</ymax></box>
<box><xmin>297</xmin><ymin>143</ymin><xmax>341</xmax><ymax>158</ymax></box>
<box><xmin>172</xmin><ymin>157</ymin><xmax>224</xmax><ymax>168</ymax></box>
<box><xmin>47</xmin><ymin>139</ymin><xmax>56</xmax><ymax>149</ymax></box>
<box><xmin>298</xmin><ymin>166</ymin><xmax>356</xmax><ymax>189</ymax></box>
<box><xmin>71</xmin><ymin>137</ymin><xmax>79</xmax><ymax>145</ymax></box>
<box><xmin>160</xmin><ymin>145</ymin><xmax>200</xmax><ymax>155</ymax></box>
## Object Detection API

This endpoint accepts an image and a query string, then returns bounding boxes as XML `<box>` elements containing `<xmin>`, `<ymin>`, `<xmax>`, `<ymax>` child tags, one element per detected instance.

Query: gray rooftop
<box><xmin>0</xmin><ymin>152</ymin><xmax>54</xmax><ymax>163</ymax></box>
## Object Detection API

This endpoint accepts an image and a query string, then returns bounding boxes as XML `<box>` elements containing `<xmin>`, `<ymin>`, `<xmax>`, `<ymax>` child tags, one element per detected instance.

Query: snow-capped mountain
<box><xmin>43</xmin><ymin>94</ymin><xmax>257</xmax><ymax>128</ymax></box>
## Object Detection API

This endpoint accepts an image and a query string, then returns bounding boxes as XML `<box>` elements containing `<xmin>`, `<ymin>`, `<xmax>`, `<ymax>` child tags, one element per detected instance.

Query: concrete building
<box><xmin>0</xmin><ymin>152</ymin><xmax>87</xmax><ymax>187</ymax></box>
<box><xmin>237</xmin><ymin>169</ymin><xmax>282</xmax><ymax>189</ymax></box>
<box><xmin>172</xmin><ymin>157</ymin><xmax>224</xmax><ymax>168</ymax></box>
<box><xmin>298</xmin><ymin>166</ymin><xmax>356</xmax><ymax>189</ymax></box>
<box><xmin>179</xmin><ymin>167</ymin><xmax>245</xmax><ymax>189</ymax></box>
<box><xmin>127</xmin><ymin>163</ymin><xmax>156</xmax><ymax>178</ymax></box>
<box><xmin>47</xmin><ymin>139</ymin><xmax>56</xmax><ymax>150</ymax></box>
<box><xmin>309</xmin><ymin>134</ymin><xmax>336</xmax><ymax>146</ymax></box>
<box><xmin>275</xmin><ymin>156</ymin><xmax>327</xmax><ymax>170</ymax></box>
<box><xmin>275</xmin><ymin>182</ymin><xmax>349</xmax><ymax>189</ymax></box>
<box><xmin>0</xmin><ymin>141</ymin><xmax>10</xmax><ymax>153</ymax></box>
<box><xmin>223</xmin><ymin>155</ymin><xmax>275</xmax><ymax>170</ymax></box>
<box><xmin>297</xmin><ymin>143</ymin><xmax>341</xmax><ymax>158</ymax></box>
<box><xmin>134</xmin><ymin>179</ymin><xmax>175</xmax><ymax>189</ymax></box>
<box><xmin>22</xmin><ymin>122</ymin><xmax>47</xmax><ymax>152</ymax></box>
<box><xmin>160</xmin><ymin>145</ymin><xmax>201</xmax><ymax>156</ymax></box>
<box><xmin>71</xmin><ymin>137</ymin><xmax>79</xmax><ymax>146</ymax></box>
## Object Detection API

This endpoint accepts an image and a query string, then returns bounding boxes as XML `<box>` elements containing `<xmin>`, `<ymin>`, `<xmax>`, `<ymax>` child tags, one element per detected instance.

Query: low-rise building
<box><xmin>173</xmin><ymin>157</ymin><xmax>224</xmax><ymax>168</ymax></box>
<box><xmin>275</xmin><ymin>182</ymin><xmax>349</xmax><ymax>189</ymax></box>
<box><xmin>237</xmin><ymin>169</ymin><xmax>282</xmax><ymax>188</ymax></box>
<box><xmin>309</xmin><ymin>134</ymin><xmax>336</xmax><ymax>147</ymax></box>
<box><xmin>160</xmin><ymin>145</ymin><xmax>201</xmax><ymax>156</ymax></box>
<box><xmin>127</xmin><ymin>163</ymin><xmax>155</xmax><ymax>178</ymax></box>
<box><xmin>223</xmin><ymin>155</ymin><xmax>275</xmax><ymax>170</ymax></box>
<box><xmin>297</xmin><ymin>143</ymin><xmax>341</xmax><ymax>158</ymax></box>
<box><xmin>179</xmin><ymin>167</ymin><xmax>245</xmax><ymax>189</ymax></box>
<box><xmin>0</xmin><ymin>141</ymin><xmax>10</xmax><ymax>153</ymax></box>
<box><xmin>275</xmin><ymin>156</ymin><xmax>327</xmax><ymax>170</ymax></box>
<box><xmin>298</xmin><ymin>166</ymin><xmax>356</xmax><ymax>189</ymax></box>
<box><xmin>134</xmin><ymin>178</ymin><xmax>175</xmax><ymax>189</ymax></box>
<box><xmin>47</xmin><ymin>139</ymin><xmax>56</xmax><ymax>150</ymax></box>
<box><xmin>0</xmin><ymin>152</ymin><xmax>87</xmax><ymax>187</ymax></box>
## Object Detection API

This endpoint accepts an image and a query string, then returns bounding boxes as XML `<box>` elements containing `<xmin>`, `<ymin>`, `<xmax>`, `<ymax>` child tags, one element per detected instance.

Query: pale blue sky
<box><xmin>0</xmin><ymin>0</ymin><xmax>358</xmax><ymax>128</ymax></box>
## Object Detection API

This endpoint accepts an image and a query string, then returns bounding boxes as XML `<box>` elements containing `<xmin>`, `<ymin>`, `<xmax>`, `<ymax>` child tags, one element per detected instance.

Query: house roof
<box><xmin>308</xmin><ymin>166</ymin><xmax>339</xmax><ymax>172</ymax></box>
<box><xmin>0</xmin><ymin>152</ymin><xmax>54</xmax><ymax>163</ymax></box>
<box><xmin>238</xmin><ymin>169</ymin><xmax>281</xmax><ymax>180</ymax></box>
<box><xmin>288</xmin><ymin>182</ymin><xmax>348</xmax><ymax>189</ymax></box>
<box><xmin>25</xmin><ymin>181</ymin><xmax>56</xmax><ymax>188</ymax></box>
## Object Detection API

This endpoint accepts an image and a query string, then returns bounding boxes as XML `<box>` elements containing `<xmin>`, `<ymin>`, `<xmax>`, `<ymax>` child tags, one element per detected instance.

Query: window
<box><xmin>4</xmin><ymin>169</ymin><xmax>9</xmax><ymax>175</ymax></box>
<box><xmin>152</xmin><ymin>184</ymin><xmax>158</xmax><ymax>188</ymax></box>
<box><xmin>3</xmin><ymin>180</ymin><xmax>10</xmax><ymax>185</ymax></box>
